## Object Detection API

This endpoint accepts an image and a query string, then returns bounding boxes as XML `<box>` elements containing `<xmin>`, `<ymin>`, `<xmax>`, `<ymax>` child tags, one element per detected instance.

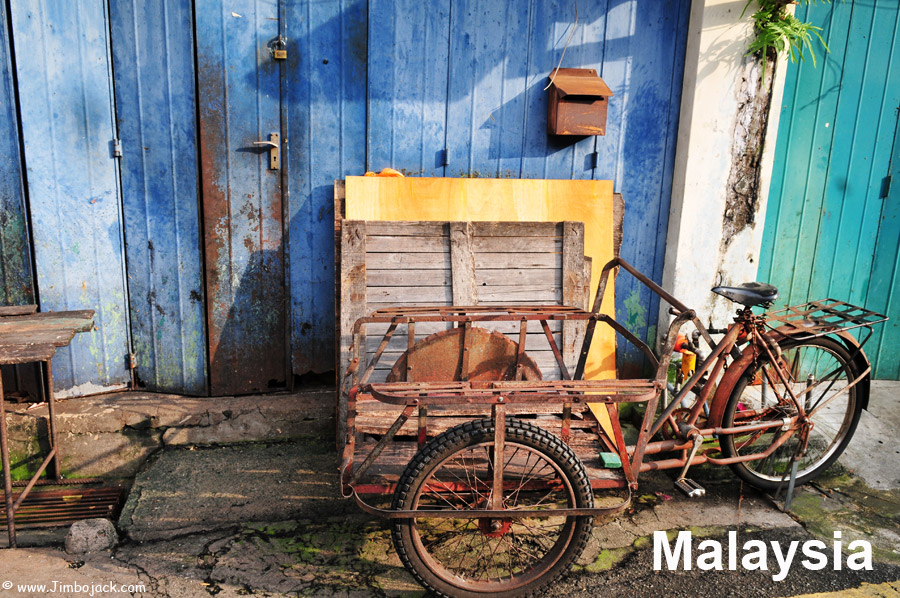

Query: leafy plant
<box><xmin>743</xmin><ymin>0</ymin><xmax>830</xmax><ymax>73</ymax></box>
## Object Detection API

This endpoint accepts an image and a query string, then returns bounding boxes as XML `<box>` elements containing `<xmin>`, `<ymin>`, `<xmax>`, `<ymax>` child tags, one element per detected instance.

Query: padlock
<box><xmin>274</xmin><ymin>37</ymin><xmax>287</xmax><ymax>60</ymax></box>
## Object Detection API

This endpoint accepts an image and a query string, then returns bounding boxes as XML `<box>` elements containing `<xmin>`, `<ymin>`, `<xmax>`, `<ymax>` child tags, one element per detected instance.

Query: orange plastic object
<box><xmin>363</xmin><ymin>167</ymin><xmax>405</xmax><ymax>177</ymax></box>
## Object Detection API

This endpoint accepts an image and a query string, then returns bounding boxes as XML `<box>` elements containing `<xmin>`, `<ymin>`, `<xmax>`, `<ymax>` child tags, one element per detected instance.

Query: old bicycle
<box><xmin>340</xmin><ymin>256</ymin><xmax>887</xmax><ymax>598</ymax></box>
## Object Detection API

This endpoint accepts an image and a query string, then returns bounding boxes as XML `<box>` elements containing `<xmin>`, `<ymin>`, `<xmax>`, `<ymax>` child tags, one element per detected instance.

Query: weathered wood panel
<box><xmin>343</xmin><ymin>176</ymin><xmax>617</xmax><ymax>379</ymax></box>
<box><xmin>339</xmin><ymin>220</ymin><xmax>587</xmax><ymax>387</ymax></box>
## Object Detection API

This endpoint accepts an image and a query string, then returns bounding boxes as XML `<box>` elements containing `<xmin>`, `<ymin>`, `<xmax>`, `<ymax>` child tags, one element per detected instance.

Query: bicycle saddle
<box><xmin>711</xmin><ymin>282</ymin><xmax>778</xmax><ymax>307</ymax></box>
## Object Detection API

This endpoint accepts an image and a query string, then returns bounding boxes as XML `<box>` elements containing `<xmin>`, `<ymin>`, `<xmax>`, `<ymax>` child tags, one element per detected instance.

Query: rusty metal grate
<box><xmin>0</xmin><ymin>486</ymin><xmax>126</xmax><ymax>529</ymax></box>
<box><xmin>765</xmin><ymin>299</ymin><xmax>888</xmax><ymax>335</ymax></box>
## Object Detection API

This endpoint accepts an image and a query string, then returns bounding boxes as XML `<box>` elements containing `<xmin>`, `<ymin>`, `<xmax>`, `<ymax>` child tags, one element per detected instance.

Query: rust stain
<box><xmin>196</xmin><ymin>48</ymin><xmax>287</xmax><ymax>396</ymax></box>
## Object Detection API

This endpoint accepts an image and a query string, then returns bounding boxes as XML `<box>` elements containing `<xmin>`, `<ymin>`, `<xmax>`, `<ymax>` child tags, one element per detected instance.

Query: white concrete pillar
<box><xmin>658</xmin><ymin>0</ymin><xmax>790</xmax><ymax>342</ymax></box>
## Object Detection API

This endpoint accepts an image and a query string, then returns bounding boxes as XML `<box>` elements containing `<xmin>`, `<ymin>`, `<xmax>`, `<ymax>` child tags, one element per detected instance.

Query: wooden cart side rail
<box><xmin>359</xmin><ymin>382</ymin><xmax>660</xmax><ymax>406</ymax></box>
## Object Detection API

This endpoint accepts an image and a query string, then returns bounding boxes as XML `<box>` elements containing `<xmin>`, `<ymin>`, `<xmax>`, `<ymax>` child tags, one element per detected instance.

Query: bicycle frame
<box><xmin>595</xmin><ymin>257</ymin><xmax>883</xmax><ymax>487</ymax></box>
<box><xmin>341</xmin><ymin>256</ymin><xmax>886</xmax><ymax>512</ymax></box>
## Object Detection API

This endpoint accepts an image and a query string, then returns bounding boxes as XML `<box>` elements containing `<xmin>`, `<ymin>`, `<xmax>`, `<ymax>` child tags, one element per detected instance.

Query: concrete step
<box><xmin>3</xmin><ymin>389</ymin><xmax>335</xmax><ymax>480</ymax></box>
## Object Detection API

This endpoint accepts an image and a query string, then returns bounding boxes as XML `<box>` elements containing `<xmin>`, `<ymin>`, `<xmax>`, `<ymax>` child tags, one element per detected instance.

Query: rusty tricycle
<box><xmin>339</xmin><ymin>257</ymin><xmax>887</xmax><ymax>598</ymax></box>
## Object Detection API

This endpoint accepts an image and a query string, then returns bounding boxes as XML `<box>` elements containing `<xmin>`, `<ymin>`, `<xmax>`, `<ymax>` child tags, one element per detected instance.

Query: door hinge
<box><xmin>440</xmin><ymin>148</ymin><xmax>449</xmax><ymax>166</ymax></box>
<box><xmin>880</xmin><ymin>174</ymin><xmax>892</xmax><ymax>199</ymax></box>
<box><xmin>112</xmin><ymin>138</ymin><xmax>122</xmax><ymax>158</ymax></box>
<box><xmin>589</xmin><ymin>151</ymin><xmax>599</xmax><ymax>169</ymax></box>
<box><xmin>127</xmin><ymin>352</ymin><xmax>136</xmax><ymax>370</ymax></box>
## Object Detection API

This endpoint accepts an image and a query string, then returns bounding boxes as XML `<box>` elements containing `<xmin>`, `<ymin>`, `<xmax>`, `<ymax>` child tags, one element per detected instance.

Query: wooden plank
<box><xmin>366</xmin><ymin>268</ymin><xmax>559</xmax><ymax>288</ymax></box>
<box><xmin>0</xmin><ymin>346</ymin><xmax>57</xmax><ymax>365</ymax></box>
<box><xmin>562</xmin><ymin>222</ymin><xmax>586</xmax><ymax>370</ymax></box>
<box><xmin>355</xmin><ymin>413</ymin><xmax>594</xmax><ymax>436</ymax></box>
<box><xmin>365</xmin><ymin>236</ymin><xmax>448</xmax><ymax>253</ymax></box>
<box><xmin>349</xmin><ymin>433</ymin><xmax>621</xmax><ymax>488</ymax></box>
<box><xmin>0</xmin><ymin>306</ymin><xmax>37</xmax><ymax>317</ymax></box>
<box><xmin>450</xmin><ymin>222</ymin><xmax>477</xmax><ymax>305</ymax></box>
<box><xmin>466</xmin><ymin>286</ymin><xmax>558</xmax><ymax>302</ymax></box>
<box><xmin>367</xmin><ymin>269</ymin><xmax>452</xmax><ymax>287</ymax></box>
<box><xmin>0</xmin><ymin>311</ymin><xmax>94</xmax><ymax>333</ymax></box>
<box><xmin>474</xmin><ymin>254</ymin><xmax>560</xmax><ymax>269</ymax></box>
<box><xmin>475</xmin><ymin>300</ymin><xmax>558</xmax><ymax>307</ymax></box>
<box><xmin>365</xmin><ymin>330</ymin><xmax>561</xmax><ymax>354</ymax></box>
<box><xmin>472</xmin><ymin>236</ymin><xmax>560</xmax><ymax>254</ymax></box>
<box><xmin>366</xmin><ymin>287</ymin><xmax>453</xmax><ymax>304</ymax></box>
<box><xmin>471</xmin><ymin>221</ymin><xmax>561</xmax><ymax>237</ymax></box>
<box><xmin>366</xmin><ymin>252</ymin><xmax>452</xmax><ymax>270</ymax></box>
<box><xmin>369</xmin><ymin>349</ymin><xmax>561</xmax><ymax>374</ymax></box>
<box><xmin>613</xmin><ymin>193</ymin><xmax>625</xmax><ymax>258</ymax></box>
<box><xmin>339</xmin><ymin>220</ymin><xmax>367</xmax><ymax>448</ymax></box>
<box><xmin>0</xmin><ymin>329</ymin><xmax>77</xmax><ymax>347</ymax></box>
<box><xmin>475</xmin><ymin>268</ymin><xmax>558</xmax><ymax>286</ymax></box>
<box><xmin>362</xmin><ymin>221</ymin><xmax>448</xmax><ymax>236</ymax></box>
<box><xmin>365</xmin><ymin>321</ymin><xmax>561</xmax><ymax>338</ymax></box>
<box><xmin>583</xmin><ymin>258</ymin><xmax>593</xmax><ymax>310</ymax></box>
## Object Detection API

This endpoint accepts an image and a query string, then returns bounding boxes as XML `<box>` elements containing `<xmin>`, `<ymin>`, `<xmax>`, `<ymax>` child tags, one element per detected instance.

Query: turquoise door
<box><xmin>760</xmin><ymin>0</ymin><xmax>900</xmax><ymax>379</ymax></box>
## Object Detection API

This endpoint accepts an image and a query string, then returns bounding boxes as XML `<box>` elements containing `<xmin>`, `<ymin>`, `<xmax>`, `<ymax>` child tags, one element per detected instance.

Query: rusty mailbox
<box><xmin>547</xmin><ymin>68</ymin><xmax>613</xmax><ymax>136</ymax></box>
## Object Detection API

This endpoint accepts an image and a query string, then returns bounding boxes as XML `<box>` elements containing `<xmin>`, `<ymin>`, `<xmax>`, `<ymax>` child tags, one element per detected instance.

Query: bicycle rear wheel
<box><xmin>391</xmin><ymin>418</ymin><xmax>593</xmax><ymax>598</ymax></box>
<box><xmin>720</xmin><ymin>336</ymin><xmax>863</xmax><ymax>491</ymax></box>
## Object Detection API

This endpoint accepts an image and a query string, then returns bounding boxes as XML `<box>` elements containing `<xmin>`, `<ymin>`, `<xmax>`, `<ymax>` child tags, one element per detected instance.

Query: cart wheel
<box><xmin>720</xmin><ymin>336</ymin><xmax>864</xmax><ymax>491</ymax></box>
<box><xmin>392</xmin><ymin>418</ymin><xmax>593</xmax><ymax>598</ymax></box>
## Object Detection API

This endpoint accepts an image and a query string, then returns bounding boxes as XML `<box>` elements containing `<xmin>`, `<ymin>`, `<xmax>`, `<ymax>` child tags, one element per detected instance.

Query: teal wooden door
<box><xmin>760</xmin><ymin>0</ymin><xmax>900</xmax><ymax>379</ymax></box>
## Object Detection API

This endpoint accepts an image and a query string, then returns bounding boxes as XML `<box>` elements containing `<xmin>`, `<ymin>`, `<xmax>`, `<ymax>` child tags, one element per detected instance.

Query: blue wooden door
<box><xmin>9</xmin><ymin>1</ymin><xmax>131</xmax><ymax>394</ymax></box>
<box><xmin>760</xmin><ymin>0</ymin><xmax>900</xmax><ymax>379</ymax></box>
<box><xmin>283</xmin><ymin>0</ymin><xmax>367</xmax><ymax>376</ymax></box>
<box><xmin>196</xmin><ymin>0</ymin><xmax>288</xmax><ymax>395</ymax></box>
<box><xmin>109</xmin><ymin>0</ymin><xmax>208</xmax><ymax>395</ymax></box>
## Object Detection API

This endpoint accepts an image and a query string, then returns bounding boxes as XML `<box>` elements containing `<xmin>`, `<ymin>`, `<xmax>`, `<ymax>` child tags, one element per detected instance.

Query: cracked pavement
<box><xmin>0</xmin><ymin>383</ymin><xmax>898</xmax><ymax>597</ymax></box>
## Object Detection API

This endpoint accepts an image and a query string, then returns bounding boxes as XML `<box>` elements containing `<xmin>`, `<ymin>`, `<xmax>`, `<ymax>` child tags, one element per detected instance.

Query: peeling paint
<box><xmin>622</xmin><ymin>289</ymin><xmax>648</xmax><ymax>332</ymax></box>
<box><xmin>722</xmin><ymin>53</ymin><xmax>776</xmax><ymax>248</ymax></box>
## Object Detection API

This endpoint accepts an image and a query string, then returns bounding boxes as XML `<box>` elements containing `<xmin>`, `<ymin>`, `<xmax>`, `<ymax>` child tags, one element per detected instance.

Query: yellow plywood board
<box><xmin>344</xmin><ymin>176</ymin><xmax>617</xmax><ymax>380</ymax></box>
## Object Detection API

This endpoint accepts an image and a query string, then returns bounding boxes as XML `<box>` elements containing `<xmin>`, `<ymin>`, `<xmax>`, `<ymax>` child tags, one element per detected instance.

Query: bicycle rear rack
<box><xmin>765</xmin><ymin>299</ymin><xmax>888</xmax><ymax>337</ymax></box>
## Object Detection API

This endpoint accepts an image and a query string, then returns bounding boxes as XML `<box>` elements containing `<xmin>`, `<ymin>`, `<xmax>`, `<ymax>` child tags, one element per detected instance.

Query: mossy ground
<box><xmin>790</xmin><ymin>464</ymin><xmax>900</xmax><ymax>565</ymax></box>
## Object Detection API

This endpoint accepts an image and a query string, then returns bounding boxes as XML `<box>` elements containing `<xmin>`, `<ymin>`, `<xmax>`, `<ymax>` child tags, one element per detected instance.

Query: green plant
<box><xmin>743</xmin><ymin>0</ymin><xmax>830</xmax><ymax>73</ymax></box>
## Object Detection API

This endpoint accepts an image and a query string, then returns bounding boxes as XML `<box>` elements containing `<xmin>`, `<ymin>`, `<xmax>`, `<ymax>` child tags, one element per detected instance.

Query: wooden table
<box><xmin>0</xmin><ymin>305</ymin><xmax>96</xmax><ymax>547</ymax></box>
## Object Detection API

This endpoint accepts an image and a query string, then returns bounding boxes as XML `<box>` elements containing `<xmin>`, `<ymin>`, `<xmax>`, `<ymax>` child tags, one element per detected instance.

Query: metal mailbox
<box><xmin>547</xmin><ymin>68</ymin><xmax>613</xmax><ymax>136</ymax></box>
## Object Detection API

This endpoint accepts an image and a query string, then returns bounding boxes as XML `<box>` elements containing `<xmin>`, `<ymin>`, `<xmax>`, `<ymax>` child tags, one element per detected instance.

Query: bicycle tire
<box><xmin>720</xmin><ymin>336</ymin><xmax>864</xmax><ymax>491</ymax></box>
<box><xmin>391</xmin><ymin>418</ymin><xmax>593</xmax><ymax>598</ymax></box>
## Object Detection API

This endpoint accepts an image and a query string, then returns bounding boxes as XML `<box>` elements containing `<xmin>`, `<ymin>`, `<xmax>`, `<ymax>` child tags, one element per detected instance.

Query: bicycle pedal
<box><xmin>674</xmin><ymin>478</ymin><xmax>706</xmax><ymax>498</ymax></box>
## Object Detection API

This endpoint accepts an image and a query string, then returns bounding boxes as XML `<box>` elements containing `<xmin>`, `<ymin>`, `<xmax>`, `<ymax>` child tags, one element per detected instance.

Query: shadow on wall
<box><xmin>208</xmin><ymin>245</ymin><xmax>287</xmax><ymax>396</ymax></box>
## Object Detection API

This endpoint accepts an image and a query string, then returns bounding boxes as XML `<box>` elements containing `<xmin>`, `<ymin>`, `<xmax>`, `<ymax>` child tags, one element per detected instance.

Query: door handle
<box><xmin>253</xmin><ymin>133</ymin><xmax>280</xmax><ymax>170</ymax></box>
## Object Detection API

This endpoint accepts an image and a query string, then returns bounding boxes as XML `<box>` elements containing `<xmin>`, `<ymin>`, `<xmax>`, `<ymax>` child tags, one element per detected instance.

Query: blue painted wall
<box><xmin>760</xmin><ymin>0</ymin><xmax>900</xmax><ymax>379</ymax></box>
<box><xmin>1</xmin><ymin>0</ymin><xmax>690</xmax><ymax>394</ymax></box>
<box><xmin>366</xmin><ymin>0</ymin><xmax>691</xmax><ymax>370</ymax></box>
